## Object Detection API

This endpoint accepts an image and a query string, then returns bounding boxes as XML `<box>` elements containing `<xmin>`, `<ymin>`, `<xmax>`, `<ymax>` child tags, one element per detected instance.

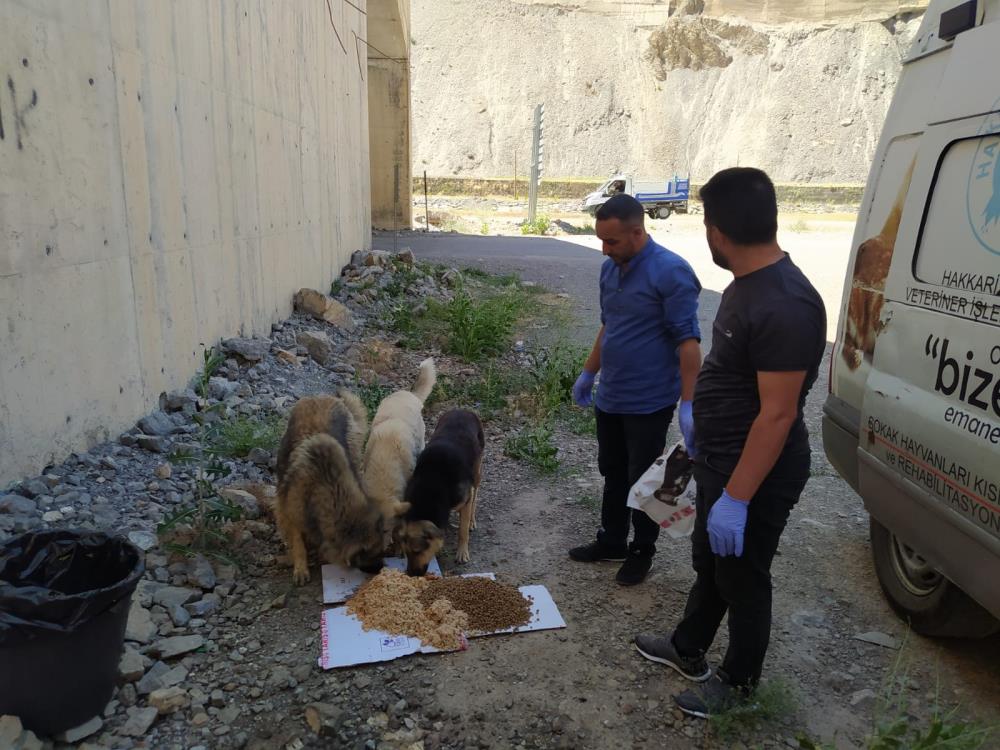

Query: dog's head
<box><xmin>393</xmin><ymin>519</ymin><xmax>444</xmax><ymax>576</ymax></box>
<box><xmin>341</xmin><ymin>510</ymin><xmax>389</xmax><ymax>574</ymax></box>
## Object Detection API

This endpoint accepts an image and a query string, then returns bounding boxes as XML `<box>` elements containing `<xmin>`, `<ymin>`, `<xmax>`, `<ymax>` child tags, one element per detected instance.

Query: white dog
<box><xmin>362</xmin><ymin>358</ymin><xmax>436</xmax><ymax>524</ymax></box>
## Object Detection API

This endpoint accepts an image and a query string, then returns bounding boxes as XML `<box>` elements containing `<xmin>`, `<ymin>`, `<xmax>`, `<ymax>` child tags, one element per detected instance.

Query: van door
<box><xmin>859</xmin><ymin>106</ymin><xmax>1000</xmax><ymax>620</ymax></box>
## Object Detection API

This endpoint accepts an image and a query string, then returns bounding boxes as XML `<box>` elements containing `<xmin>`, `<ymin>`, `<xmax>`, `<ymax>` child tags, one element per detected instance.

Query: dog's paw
<box><xmin>293</xmin><ymin>567</ymin><xmax>311</xmax><ymax>585</ymax></box>
<box><xmin>470</xmin><ymin>516</ymin><xmax>477</xmax><ymax>531</ymax></box>
<box><xmin>456</xmin><ymin>546</ymin><xmax>470</xmax><ymax>564</ymax></box>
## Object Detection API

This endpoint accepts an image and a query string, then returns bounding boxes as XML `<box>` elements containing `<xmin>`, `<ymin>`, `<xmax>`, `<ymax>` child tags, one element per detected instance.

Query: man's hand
<box><xmin>678</xmin><ymin>400</ymin><xmax>696</xmax><ymax>456</ymax></box>
<box><xmin>572</xmin><ymin>371</ymin><xmax>596</xmax><ymax>408</ymax></box>
<box><xmin>707</xmin><ymin>490</ymin><xmax>748</xmax><ymax>557</ymax></box>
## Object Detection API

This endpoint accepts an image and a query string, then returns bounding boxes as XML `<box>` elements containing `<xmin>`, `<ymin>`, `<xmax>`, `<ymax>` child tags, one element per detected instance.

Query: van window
<box><xmin>913</xmin><ymin>128</ymin><xmax>1000</xmax><ymax>328</ymax></box>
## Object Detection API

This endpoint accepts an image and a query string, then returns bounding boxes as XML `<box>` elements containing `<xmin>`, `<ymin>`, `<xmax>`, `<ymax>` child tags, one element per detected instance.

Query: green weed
<box><xmin>207</xmin><ymin>414</ymin><xmax>284</xmax><ymax>459</ymax></box>
<box><xmin>159</xmin><ymin>346</ymin><xmax>245</xmax><ymax>558</ymax></box>
<box><xmin>330</xmin><ymin>278</ymin><xmax>344</xmax><ymax>297</ymax></box>
<box><xmin>529</xmin><ymin>341</ymin><xmax>590</xmax><ymax>416</ymax></box>
<box><xmin>521</xmin><ymin>214</ymin><xmax>551</xmax><ymax>235</ymax></box>
<box><xmin>708</xmin><ymin>679</ymin><xmax>797</xmax><ymax>741</ymax></box>
<box><xmin>789</xmin><ymin>219</ymin><xmax>811</xmax><ymax>233</ymax></box>
<box><xmin>444</xmin><ymin>290</ymin><xmax>520</xmax><ymax>361</ymax></box>
<box><xmin>504</xmin><ymin>424</ymin><xmax>560</xmax><ymax>474</ymax></box>
<box><xmin>562</xmin><ymin>405</ymin><xmax>597</xmax><ymax>436</ymax></box>
<box><xmin>357</xmin><ymin>379</ymin><xmax>393</xmax><ymax>421</ymax></box>
<box><xmin>480</xmin><ymin>221</ymin><xmax>490</xmax><ymax>235</ymax></box>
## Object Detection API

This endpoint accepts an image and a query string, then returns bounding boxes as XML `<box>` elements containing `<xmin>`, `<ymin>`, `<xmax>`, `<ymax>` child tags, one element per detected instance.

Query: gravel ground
<box><xmin>2</xmin><ymin>239</ymin><xmax>998</xmax><ymax>750</ymax></box>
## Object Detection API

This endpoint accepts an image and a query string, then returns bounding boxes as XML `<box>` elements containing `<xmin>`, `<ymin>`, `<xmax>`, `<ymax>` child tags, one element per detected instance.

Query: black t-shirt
<box><xmin>693</xmin><ymin>255</ymin><xmax>826</xmax><ymax>466</ymax></box>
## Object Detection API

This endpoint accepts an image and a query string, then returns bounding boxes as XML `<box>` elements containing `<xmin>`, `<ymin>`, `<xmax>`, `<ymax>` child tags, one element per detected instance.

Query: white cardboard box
<box><xmin>318</xmin><ymin>583</ymin><xmax>566</xmax><ymax>669</ymax></box>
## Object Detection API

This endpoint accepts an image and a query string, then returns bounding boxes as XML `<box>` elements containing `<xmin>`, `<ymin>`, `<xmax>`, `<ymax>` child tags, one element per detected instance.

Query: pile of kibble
<box><xmin>419</xmin><ymin>576</ymin><xmax>533</xmax><ymax>632</ymax></box>
<box><xmin>346</xmin><ymin>569</ymin><xmax>468</xmax><ymax>650</ymax></box>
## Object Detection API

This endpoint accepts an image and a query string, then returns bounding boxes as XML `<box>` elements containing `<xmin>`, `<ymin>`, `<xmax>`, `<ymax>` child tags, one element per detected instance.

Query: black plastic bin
<box><xmin>0</xmin><ymin>529</ymin><xmax>144</xmax><ymax>736</ymax></box>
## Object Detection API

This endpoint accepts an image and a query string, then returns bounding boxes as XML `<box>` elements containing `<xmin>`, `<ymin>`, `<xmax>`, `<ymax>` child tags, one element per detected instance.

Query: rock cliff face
<box><xmin>411</xmin><ymin>0</ymin><xmax>926</xmax><ymax>182</ymax></box>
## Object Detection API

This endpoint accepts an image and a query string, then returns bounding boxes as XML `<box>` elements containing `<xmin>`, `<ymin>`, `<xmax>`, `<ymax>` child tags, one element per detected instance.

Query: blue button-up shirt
<box><xmin>597</xmin><ymin>237</ymin><xmax>701</xmax><ymax>414</ymax></box>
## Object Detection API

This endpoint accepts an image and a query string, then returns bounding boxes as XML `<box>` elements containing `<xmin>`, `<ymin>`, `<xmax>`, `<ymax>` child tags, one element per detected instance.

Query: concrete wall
<box><xmin>0</xmin><ymin>0</ymin><xmax>372</xmax><ymax>483</ymax></box>
<box><xmin>368</xmin><ymin>0</ymin><xmax>412</xmax><ymax>230</ymax></box>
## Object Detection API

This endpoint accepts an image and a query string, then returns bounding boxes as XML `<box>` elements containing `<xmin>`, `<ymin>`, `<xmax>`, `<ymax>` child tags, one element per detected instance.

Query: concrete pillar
<box><xmin>367</xmin><ymin>0</ymin><xmax>412</xmax><ymax>230</ymax></box>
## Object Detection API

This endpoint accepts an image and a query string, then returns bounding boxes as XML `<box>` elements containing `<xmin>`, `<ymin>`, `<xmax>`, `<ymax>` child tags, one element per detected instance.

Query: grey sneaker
<box><xmin>633</xmin><ymin>633</ymin><xmax>711</xmax><ymax>682</ymax></box>
<box><xmin>674</xmin><ymin>673</ymin><xmax>751</xmax><ymax>719</ymax></box>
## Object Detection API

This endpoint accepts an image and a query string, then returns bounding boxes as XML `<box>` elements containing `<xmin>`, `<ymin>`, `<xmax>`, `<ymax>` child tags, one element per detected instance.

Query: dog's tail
<box><xmin>410</xmin><ymin>357</ymin><xmax>437</xmax><ymax>403</ymax></box>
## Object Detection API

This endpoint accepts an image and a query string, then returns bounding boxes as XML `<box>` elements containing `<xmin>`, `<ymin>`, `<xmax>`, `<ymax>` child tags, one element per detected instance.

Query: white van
<box><xmin>824</xmin><ymin>0</ymin><xmax>1000</xmax><ymax>637</ymax></box>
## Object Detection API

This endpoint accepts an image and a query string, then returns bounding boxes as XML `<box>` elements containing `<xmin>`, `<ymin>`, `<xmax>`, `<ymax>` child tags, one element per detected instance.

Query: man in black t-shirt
<box><xmin>633</xmin><ymin>168</ymin><xmax>826</xmax><ymax>718</ymax></box>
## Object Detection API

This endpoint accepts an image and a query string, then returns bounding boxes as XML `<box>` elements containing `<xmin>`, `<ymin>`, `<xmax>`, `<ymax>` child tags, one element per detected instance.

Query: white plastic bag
<box><xmin>627</xmin><ymin>443</ymin><xmax>697</xmax><ymax>539</ymax></box>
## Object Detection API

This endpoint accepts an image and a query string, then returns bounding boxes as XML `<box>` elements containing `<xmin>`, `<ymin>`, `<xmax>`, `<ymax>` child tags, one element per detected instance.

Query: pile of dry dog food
<box><xmin>346</xmin><ymin>569</ymin><xmax>533</xmax><ymax>650</ymax></box>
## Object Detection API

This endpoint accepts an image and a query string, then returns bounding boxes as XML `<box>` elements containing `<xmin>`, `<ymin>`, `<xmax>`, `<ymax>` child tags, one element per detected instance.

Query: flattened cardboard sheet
<box><xmin>318</xmin><ymin>583</ymin><xmax>566</xmax><ymax>669</ymax></box>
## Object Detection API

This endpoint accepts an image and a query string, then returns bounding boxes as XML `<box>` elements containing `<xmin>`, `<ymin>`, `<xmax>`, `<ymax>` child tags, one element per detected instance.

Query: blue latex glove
<box><xmin>707</xmin><ymin>490</ymin><xmax>749</xmax><ymax>557</ymax></box>
<box><xmin>678</xmin><ymin>400</ymin><xmax>696</xmax><ymax>456</ymax></box>
<box><xmin>572</xmin><ymin>370</ymin><xmax>596</xmax><ymax>408</ymax></box>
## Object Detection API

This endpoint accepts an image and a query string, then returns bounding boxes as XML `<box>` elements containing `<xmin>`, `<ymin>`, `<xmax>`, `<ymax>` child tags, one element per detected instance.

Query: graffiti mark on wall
<box><xmin>0</xmin><ymin>75</ymin><xmax>39</xmax><ymax>150</ymax></box>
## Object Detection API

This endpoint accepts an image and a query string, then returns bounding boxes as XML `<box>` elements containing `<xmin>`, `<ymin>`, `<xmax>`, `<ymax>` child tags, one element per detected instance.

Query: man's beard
<box><xmin>709</xmin><ymin>242</ymin><xmax>730</xmax><ymax>270</ymax></box>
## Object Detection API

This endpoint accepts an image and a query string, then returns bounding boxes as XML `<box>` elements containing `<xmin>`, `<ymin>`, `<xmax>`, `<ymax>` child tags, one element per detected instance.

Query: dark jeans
<box><xmin>595</xmin><ymin>405</ymin><xmax>674</xmax><ymax>556</ymax></box>
<box><xmin>672</xmin><ymin>454</ymin><xmax>809</xmax><ymax>688</ymax></box>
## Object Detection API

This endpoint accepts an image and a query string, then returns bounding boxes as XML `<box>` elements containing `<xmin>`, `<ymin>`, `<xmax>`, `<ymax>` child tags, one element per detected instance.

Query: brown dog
<box><xmin>395</xmin><ymin>409</ymin><xmax>485</xmax><ymax>575</ymax></box>
<box><xmin>274</xmin><ymin>391</ymin><xmax>391</xmax><ymax>584</ymax></box>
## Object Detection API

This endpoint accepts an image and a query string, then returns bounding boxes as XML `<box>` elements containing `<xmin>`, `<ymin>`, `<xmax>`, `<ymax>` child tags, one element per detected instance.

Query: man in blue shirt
<box><xmin>570</xmin><ymin>194</ymin><xmax>702</xmax><ymax>585</ymax></box>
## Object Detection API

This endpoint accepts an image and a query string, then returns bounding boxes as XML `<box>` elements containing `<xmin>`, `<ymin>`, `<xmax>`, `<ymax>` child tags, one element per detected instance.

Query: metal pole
<box><xmin>528</xmin><ymin>105</ymin><xmax>541</xmax><ymax>223</ymax></box>
<box><xmin>514</xmin><ymin>152</ymin><xmax>517</xmax><ymax>202</ymax></box>
<box><xmin>393</xmin><ymin>163</ymin><xmax>399</xmax><ymax>253</ymax></box>
<box><xmin>423</xmin><ymin>170</ymin><xmax>429</xmax><ymax>233</ymax></box>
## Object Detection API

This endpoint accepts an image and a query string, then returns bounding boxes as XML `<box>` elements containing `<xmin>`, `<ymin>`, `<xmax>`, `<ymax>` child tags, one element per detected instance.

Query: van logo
<box><xmin>966</xmin><ymin>105</ymin><xmax>1000</xmax><ymax>256</ymax></box>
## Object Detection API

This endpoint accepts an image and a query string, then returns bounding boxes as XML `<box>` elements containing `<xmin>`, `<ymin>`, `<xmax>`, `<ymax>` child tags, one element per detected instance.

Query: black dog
<box><xmin>395</xmin><ymin>409</ymin><xmax>485</xmax><ymax>575</ymax></box>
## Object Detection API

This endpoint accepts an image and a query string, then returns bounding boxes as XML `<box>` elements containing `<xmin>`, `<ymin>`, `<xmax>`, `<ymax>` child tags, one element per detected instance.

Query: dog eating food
<box><xmin>346</xmin><ymin>569</ymin><xmax>468</xmax><ymax>650</ymax></box>
<box><xmin>346</xmin><ymin>570</ymin><xmax>534</xmax><ymax>649</ymax></box>
<box><xmin>419</xmin><ymin>576</ymin><xmax>532</xmax><ymax>633</ymax></box>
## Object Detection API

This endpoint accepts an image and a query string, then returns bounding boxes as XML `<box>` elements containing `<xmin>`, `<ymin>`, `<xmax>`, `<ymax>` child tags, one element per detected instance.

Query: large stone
<box><xmin>305</xmin><ymin>703</ymin><xmax>346</xmax><ymax>736</ymax></box>
<box><xmin>150</xmin><ymin>687</ymin><xmax>190</xmax><ymax>715</ymax></box>
<box><xmin>185</xmin><ymin>594</ymin><xmax>222</xmax><ymax>618</ymax></box>
<box><xmin>125</xmin><ymin>600</ymin><xmax>157</xmax><ymax>644</ymax></box>
<box><xmin>209</xmin><ymin>377</ymin><xmax>241</xmax><ymax>402</ymax></box>
<box><xmin>296</xmin><ymin>331</ymin><xmax>334</xmax><ymax>364</ymax></box>
<box><xmin>153</xmin><ymin>586</ymin><xmax>200</xmax><ymax>609</ymax></box>
<box><xmin>221</xmin><ymin>337</ymin><xmax>271</xmax><ymax>362</ymax></box>
<box><xmin>219</xmin><ymin>488</ymin><xmax>262</xmax><ymax>519</ymax></box>
<box><xmin>396</xmin><ymin>248</ymin><xmax>416</xmax><ymax>266</ymax></box>
<box><xmin>138</xmin><ymin>411</ymin><xmax>175</xmax><ymax>437</ymax></box>
<box><xmin>294</xmin><ymin>288</ymin><xmax>357</xmax><ymax>331</ymax></box>
<box><xmin>187</xmin><ymin>556</ymin><xmax>216</xmax><ymax>590</ymax></box>
<box><xmin>137</xmin><ymin>435</ymin><xmax>168</xmax><ymax>454</ymax></box>
<box><xmin>160</xmin><ymin>665</ymin><xmax>188</xmax><ymax>689</ymax></box>
<box><xmin>17</xmin><ymin>479</ymin><xmax>50</xmax><ymax>499</ymax></box>
<box><xmin>160</xmin><ymin>388</ymin><xmax>198</xmax><ymax>413</ymax></box>
<box><xmin>0</xmin><ymin>494</ymin><xmax>36</xmax><ymax>515</ymax></box>
<box><xmin>119</xmin><ymin>646</ymin><xmax>146</xmax><ymax>682</ymax></box>
<box><xmin>120</xmin><ymin>706</ymin><xmax>158</xmax><ymax>737</ymax></box>
<box><xmin>136</xmin><ymin>661</ymin><xmax>171</xmax><ymax>695</ymax></box>
<box><xmin>0</xmin><ymin>715</ymin><xmax>24</xmax><ymax>747</ymax></box>
<box><xmin>128</xmin><ymin>530</ymin><xmax>158</xmax><ymax>552</ymax></box>
<box><xmin>56</xmin><ymin>715</ymin><xmax>103</xmax><ymax>743</ymax></box>
<box><xmin>149</xmin><ymin>634</ymin><xmax>205</xmax><ymax>659</ymax></box>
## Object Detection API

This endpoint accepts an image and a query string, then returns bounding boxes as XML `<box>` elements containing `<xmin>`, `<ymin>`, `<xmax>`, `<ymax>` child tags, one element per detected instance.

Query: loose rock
<box><xmin>149</xmin><ymin>634</ymin><xmax>205</xmax><ymax>659</ymax></box>
<box><xmin>119</xmin><ymin>646</ymin><xmax>146</xmax><ymax>682</ymax></box>
<box><xmin>296</xmin><ymin>331</ymin><xmax>334</xmax><ymax>364</ymax></box>
<box><xmin>149</xmin><ymin>686</ymin><xmax>190</xmax><ymax>715</ymax></box>
<box><xmin>125</xmin><ymin>601</ymin><xmax>157</xmax><ymax>644</ymax></box>
<box><xmin>138</xmin><ymin>411</ymin><xmax>175</xmax><ymax>437</ymax></box>
<box><xmin>120</xmin><ymin>706</ymin><xmax>159</xmax><ymax>737</ymax></box>
<box><xmin>56</xmin><ymin>715</ymin><xmax>103</xmax><ymax>743</ymax></box>
<box><xmin>222</xmin><ymin>337</ymin><xmax>271</xmax><ymax>362</ymax></box>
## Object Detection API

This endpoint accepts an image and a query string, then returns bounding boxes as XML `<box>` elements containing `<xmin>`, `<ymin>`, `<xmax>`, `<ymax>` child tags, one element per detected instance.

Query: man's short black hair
<box><xmin>596</xmin><ymin>193</ymin><xmax>645</xmax><ymax>225</ymax></box>
<box><xmin>699</xmin><ymin>167</ymin><xmax>778</xmax><ymax>245</ymax></box>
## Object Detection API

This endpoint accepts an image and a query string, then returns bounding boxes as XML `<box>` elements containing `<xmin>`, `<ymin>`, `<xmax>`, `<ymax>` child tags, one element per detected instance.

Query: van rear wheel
<box><xmin>870</xmin><ymin>517</ymin><xmax>999</xmax><ymax>638</ymax></box>
<box><xmin>656</xmin><ymin>206</ymin><xmax>672</xmax><ymax>219</ymax></box>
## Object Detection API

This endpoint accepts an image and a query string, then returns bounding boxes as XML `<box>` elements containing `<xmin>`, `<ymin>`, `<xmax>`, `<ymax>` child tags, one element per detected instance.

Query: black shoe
<box><xmin>633</xmin><ymin>633</ymin><xmax>711</xmax><ymax>682</ymax></box>
<box><xmin>568</xmin><ymin>540</ymin><xmax>627</xmax><ymax>563</ymax></box>
<box><xmin>674</xmin><ymin>673</ymin><xmax>751</xmax><ymax>719</ymax></box>
<box><xmin>615</xmin><ymin>549</ymin><xmax>653</xmax><ymax>586</ymax></box>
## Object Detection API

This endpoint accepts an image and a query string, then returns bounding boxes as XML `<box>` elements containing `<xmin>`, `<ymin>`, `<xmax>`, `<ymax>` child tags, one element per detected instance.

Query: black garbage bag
<box><xmin>0</xmin><ymin>529</ymin><xmax>144</xmax><ymax>735</ymax></box>
<box><xmin>0</xmin><ymin>529</ymin><xmax>143</xmax><ymax>640</ymax></box>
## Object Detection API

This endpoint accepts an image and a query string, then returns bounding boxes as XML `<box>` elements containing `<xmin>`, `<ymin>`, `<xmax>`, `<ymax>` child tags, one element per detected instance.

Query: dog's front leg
<box><xmin>289</xmin><ymin>531</ymin><xmax>311</xmax><ymax>585</ymax></box>
<box><xmin>469</xmin><ymin>486</ymin><xmax>479</xmax><ymax>530</ymax></box>
<box><xmin>456</xmin><ymin>502</ymin><xmax>472</xmax><ymax>563</ymax></box>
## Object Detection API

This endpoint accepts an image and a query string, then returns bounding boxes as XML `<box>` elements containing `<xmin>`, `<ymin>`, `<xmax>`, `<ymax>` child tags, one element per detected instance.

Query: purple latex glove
<box><xmin>678</xmin><ymin>400</ymin><xmax>696</xmax><ymax>457</ymax></box>
<box><xmin>572</xmin><ymin>370</ymin><xmax>596</xmax><ymax>408</ymax></box>
<box><xmin>707</xmin><ymin>490</ymin><xmax>749</xmax><ymax>557</ymax></box>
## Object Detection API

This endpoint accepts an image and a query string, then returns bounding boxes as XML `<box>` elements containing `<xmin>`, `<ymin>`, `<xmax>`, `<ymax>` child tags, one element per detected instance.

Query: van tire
<box><xmin>656</xmin><ymin>206</ymin><xmax>672</xmax><ymax>219</ymax></box>
<box><xmin>870</xmin><ymin>517</ymin><xmax>999</xmax><ymax>638</ymax></box>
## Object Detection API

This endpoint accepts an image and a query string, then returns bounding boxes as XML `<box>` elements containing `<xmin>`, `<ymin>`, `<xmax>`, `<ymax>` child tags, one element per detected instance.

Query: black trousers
<box><xmin>595</xmin><ymin>405</ymin><xmax>674</xmax><ymax>556</ymax></box>
<box><xmin>672</xmin><ymin>454</ymin><xmax>809</xmax><ymax>688</ymax></box>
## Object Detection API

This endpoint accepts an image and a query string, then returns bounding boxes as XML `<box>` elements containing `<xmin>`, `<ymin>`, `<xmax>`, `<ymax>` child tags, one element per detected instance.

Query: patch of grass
<box><xmin>528</xmin><ymin>341</ymin><xmax>590</xmax><ymax>416</ymax></box>
<box><xmin>207</xmin><ymin>415</ymin><xmax>285</xmax><ymax>459</ymax></box>
<box><xmin>450</xmin><ymin>361</ymin><xmax>529</xmax><ymax>420</ymax></box>
<box><xmin>521</xmin><ymin>214</ymin><xmax>552</xmax><ymax>235</ymax></box>
<box><xmin>562</xmin><ymin>405</ymin><xmax>597</xmax><ymax>436</ymax></box>
<box><xmin>708</xmin><ymin>679</ymin><xmax>797</xmax><ymax>741</ymax></box>
<box><xmin>356</xmin><ymin>379</ymin><xmax>393</xmax><ymax>421</ymax></box>
<box><xmin>443</xmin><ymin>290</ymin><xmax>520</xmax><ymax>361</ymax></box>
<box><xmin>480</xmin><ymin>221</ymin><xmax>490</xmax><ymax>235</ymax></box>
<box><xmin>330</xmin><ymin>278</ymin><xmax>344</xmax><ymax>297</ymax></box>
<box><xmin>576</xmin><ymin>492</ymin><xmax>600</xmax><ymax>511</ymax></box>
<box><xmin>504</xmin><ymin>424</ymin><xmax>560</xmax><ymax>474</ymax></box>
<box><xmin>789</xmin><ymin>218</ymin><xmax>811</xmax><ymax>233</ymax></box>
